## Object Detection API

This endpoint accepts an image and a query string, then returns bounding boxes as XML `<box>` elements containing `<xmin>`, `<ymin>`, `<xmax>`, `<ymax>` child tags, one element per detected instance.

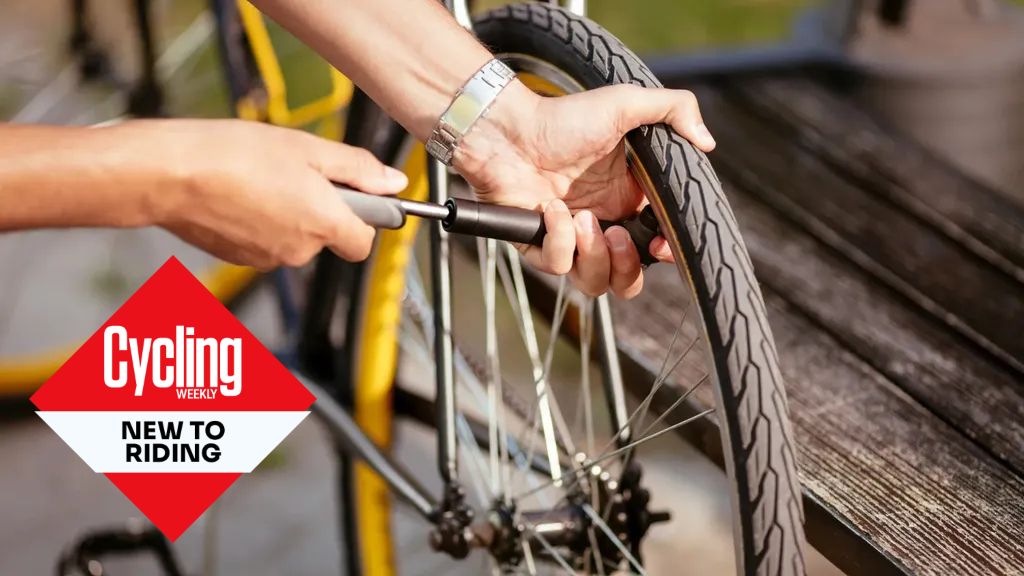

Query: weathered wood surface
<box><xmin>691</xmin><ymin>80</ymin><xmax>1024</xmax><ymax>371</ymax></box>
<box><xmin>731</xmin><ymin>76</ymin><xmax>1024</xmax><ymax>278</ymax></box>
<box><xmin>614</xmin><ymin>71</ymin><xmax>1024</xmax><ymax>574</ymax></box>
<box><xmin>730</xmin><ymin>183</ymin><xmax>1024</xmax><ymax>477</ymax></box>
<box><xmin>690</xmin><ymin>74</ymin><xmax>1024</xmax><ymax>471</ymax></box>
<box><xmin>619</xmin><ymin>262</ymin><xmax>1024</xmax><ymax>576</ymax></box>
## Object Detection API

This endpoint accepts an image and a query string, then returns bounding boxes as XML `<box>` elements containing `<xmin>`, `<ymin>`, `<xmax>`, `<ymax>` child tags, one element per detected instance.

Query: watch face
<box><xmin>448</xmin><ymin>93</ymin><xmax>483</xmax><ymax>130</ymax></box>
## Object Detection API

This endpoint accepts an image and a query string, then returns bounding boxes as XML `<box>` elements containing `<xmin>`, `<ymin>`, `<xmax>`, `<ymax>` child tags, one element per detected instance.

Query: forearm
<box><xmin>0</xmin><ymin>123</ymin><xmax>177</xmax><ymax>231</ymax></box>
<box><xmin>250</xmin><ymin>0</ymin><xmax>531</xmax><ymax>141</ymax></box>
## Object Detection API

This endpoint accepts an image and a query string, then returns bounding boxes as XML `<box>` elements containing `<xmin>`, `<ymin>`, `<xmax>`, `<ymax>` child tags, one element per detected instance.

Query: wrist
<box><xmin>452</xmin><ymin>80</ymin><xmax>541</xmax><ymax>178</ymax></box>
<box><xmin>115</xmin><ymin>120</ymin><xmax>198</xmax><ymax>228</ymax></box>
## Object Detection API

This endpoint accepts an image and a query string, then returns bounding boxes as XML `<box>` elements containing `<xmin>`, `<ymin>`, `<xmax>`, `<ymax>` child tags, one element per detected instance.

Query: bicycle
<box><xmin>0</xmin><ymin>0</ymin><xmax>351</xmax><ymax>396</ymax></box>
<box><xmin>56</xmin><ymin>1</ymin><xmax>807</xmax><ymax>574</ymax></box>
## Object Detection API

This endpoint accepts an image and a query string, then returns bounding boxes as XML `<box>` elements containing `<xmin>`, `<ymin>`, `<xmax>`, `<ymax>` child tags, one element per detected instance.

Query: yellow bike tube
<box><xmin>0</xmin><ymin>264</ymin><xmax>259</xmax><ymax>395</ymax></box>
<box><xmin>347</xmin><ymin>69</ymin><xmax>575</xmax><ymax>574</ymax></box>
<box><xmin>236</xmin><ymin>0</ymin><xmax>353</xmax><ymax>133</ymax></box>
<box><xmin>353</xmin><ymin>144</ymin><xmax>429</xmax><ymax>576</ymax></box>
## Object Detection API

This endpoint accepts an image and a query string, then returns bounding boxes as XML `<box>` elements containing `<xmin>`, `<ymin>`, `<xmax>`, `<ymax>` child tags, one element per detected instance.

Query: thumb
<box><xmin>608</xmin><ymin>84</ymin><xmax>716</xmax><ymax>152</ymax></box>
<box><xmin>304</xmin><ymin>135</ymin><xmax>408</xmax><ymax>194</ymax></box>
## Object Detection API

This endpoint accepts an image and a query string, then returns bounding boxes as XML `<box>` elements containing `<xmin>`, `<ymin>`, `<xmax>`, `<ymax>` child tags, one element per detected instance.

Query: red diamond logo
<box><xmin>31</xmin><ymin>257</ymin><xmax>314</xmax><ymax>540</ymax></box>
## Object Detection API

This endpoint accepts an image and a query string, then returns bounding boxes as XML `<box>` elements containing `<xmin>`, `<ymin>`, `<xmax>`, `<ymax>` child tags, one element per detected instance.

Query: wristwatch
<box><xmin>426</xmin><ymin>58</ymin><xmax>516</xmax><ymax>166</ymax></box>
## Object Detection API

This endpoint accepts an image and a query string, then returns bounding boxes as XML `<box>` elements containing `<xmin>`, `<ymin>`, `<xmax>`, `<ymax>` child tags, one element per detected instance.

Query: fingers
<box><xmin>569</xmin><ymin>210</ymin><xmax>611</xmax><ymax>297</ymax></box>
<box><xmin>650</xmin><ymin>236</ymin><xmax>675</xmax><ymax>263</ymax></box>
<box><xmin>312</xmin><ymin>179</ymin><xmax>377</xmax><ymax>262</ymax></box>
<box><xmin>526</xmin><ymin>199</ymin><xmax>574</xmax><ymax>275</ymax></box>
<box><xmin>301</xmin><ymin>133</ymin><xmax>408</xmax><ymax>195</ymax></box>
<box><xmin>606</xmin><ymin>226</ymin><xmax>643</xmax><ymax>299</ymax></box>
<box><xmin>610</xmin><ymin>85</ymin><xmax>716</xmax><ymax>152</ymax></box>
<box><xmin>524</xmin><ymin>204</ymin><xmax>646</xmax><ymax>298</ymax></box>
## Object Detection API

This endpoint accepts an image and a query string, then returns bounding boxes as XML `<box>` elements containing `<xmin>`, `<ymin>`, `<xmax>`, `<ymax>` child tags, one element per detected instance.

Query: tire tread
<box><xmin>476</xmin><ymin>6</ymin><xmax>807</xmax><ymax>575</ymax></box>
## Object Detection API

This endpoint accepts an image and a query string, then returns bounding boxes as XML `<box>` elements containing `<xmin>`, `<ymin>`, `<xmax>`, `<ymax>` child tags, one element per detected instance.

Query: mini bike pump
<box><xmin>335</xmin><ymin>184</ymin><xmax>662</xmax><ymax>265</ymax></box>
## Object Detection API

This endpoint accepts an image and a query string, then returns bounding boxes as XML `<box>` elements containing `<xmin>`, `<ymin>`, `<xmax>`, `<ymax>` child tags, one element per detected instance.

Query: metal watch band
<box><xmin>426</xmin><ymin>59</ymin><xmax>516</xmax><ymax>166</ymax></box>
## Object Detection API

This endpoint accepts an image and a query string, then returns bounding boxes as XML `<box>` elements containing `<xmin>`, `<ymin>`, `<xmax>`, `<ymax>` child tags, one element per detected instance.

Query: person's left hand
<box><xmin>453</xmin><ymin>81</ymin><xmax>716</xmax><ymax>299</ymax></box>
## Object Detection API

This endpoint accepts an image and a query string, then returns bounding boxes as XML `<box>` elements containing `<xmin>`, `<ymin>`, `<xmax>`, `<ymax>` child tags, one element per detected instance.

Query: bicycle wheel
<box><xmin>343</xmin><ymin>4</ymin><xmax>805</xmax><ymax>575</ymax></box>
<box><xmin>0</xmin><ymin>3</ymin><xmax>260</xmax><ymax>397</ymax></box>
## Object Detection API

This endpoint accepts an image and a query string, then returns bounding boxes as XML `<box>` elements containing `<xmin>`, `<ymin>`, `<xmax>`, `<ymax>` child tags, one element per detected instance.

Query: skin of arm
<box><xmin>0</xmin><ymin>120</ymin><xmax>408</xmax><ymax>268</ymax></box>
<box><xmin>251</xmin><ymin>0</ymin><xmax>491</xmax><ymax>141</ymax></box>
<box><xmin>1</xmin><ymin>1</ymin><xmax>714</xmax><ymax>296</ymax></box>
<box><xmin>253</xmin><ymin>0</ymin><xmax>716</xmax><ymax>298</ymax></box>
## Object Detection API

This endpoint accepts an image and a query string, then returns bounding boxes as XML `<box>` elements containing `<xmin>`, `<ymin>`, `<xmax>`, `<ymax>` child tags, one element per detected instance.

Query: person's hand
<box><xmin>453</xmin><ymin>82</ymin><xmax>715</xmax><ymax>299</ymax></box>
<box><xmin>146</xmin><ymin>119</ymin><xmax>408</xmax><ymax>269</ymax></box>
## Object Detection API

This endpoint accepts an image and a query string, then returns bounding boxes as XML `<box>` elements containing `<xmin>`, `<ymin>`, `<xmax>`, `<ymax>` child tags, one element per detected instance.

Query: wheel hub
<box><xmin>466</xmin><ymin>461</ymin><xmax>671</xmax><ymax>571</ymax></box>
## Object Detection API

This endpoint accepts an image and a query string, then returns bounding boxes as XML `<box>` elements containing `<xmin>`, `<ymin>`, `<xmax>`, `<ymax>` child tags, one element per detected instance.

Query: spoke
<box><xmin>512</xmin><ymin>408</ymin><xmax>716</xmax><ymax>501</ymax></box>
<box><xmin>508</xmin><ymin>280</ymin><xmax>576</xmax><ymax>495</ymax></box>
<box><xmin>600</xmin><ymin>373</ymin><xmax>711</xmax><ymax>521</ymax></box>
<box><xmin>586</xmin><ymin>526</ymin><xmax>607</xmax><ymax>576</ymax></box>
<box><xmin>479</xmin><ymin>238</ymin><xmax>510</xmax><ymax>500</ymax></box>
<box><xmin>521</xmin><ymin>539</ymin><xmax>539</xmax><ymax>575</ymax></box>
<box><xmin>637</xmin><ymin>373</ymin><xmax>709</xmax><ymax>440</ymax></box>
<box><xmin>406</xmin><ymin>256</ymin><xmax>554</xmax><ymax>506</ymax></box>
<box><xmin>654</xmin><ymin>303</ymin><xmax>691</xmax><ymax>386</ymax></box>
<box><xmin>628</xmin><ymin>331</ymin><xmax>699</xmax><ymax>431</ymax></box>
<box><xmin>402</xmin><ymin>258</ymin><xmax>505</xmax><ymax>508</ymax></box>
<box><xmin>510</xmin><ymin>399</ymin><xmax>543</xmax><ymax>492</ymax></box>
<box><xmin>578</xmin><ymin>298</ymin><xmax>596</xmax><ymax>458</ymax></box>
<box><xmin>500</xmin><ymin>244</ymin><xmax>575</xmax><ymax>484</ymax></box>
<box><xmin>457</xmin><ymin>414</ymin><xmax>496</xmax><ymax>507</ymax></box>
<box><xmin>582</xmin><ymin>504</ymin><xmax>646</xmax><ymax>575</ymax></box>
<box><xmin>581</xmin><ymin>308</ymin><xmax>603</xmax><ymax>576</ymax></box>
<box><xmin>589</xmin><ymin>312</ymin><xmax>698</xmax><ymax>465</ymax></box>
<box><xmin>539</xmin><ymin>276</ymin><xmax>578</xmax><ymax>456</ymax></box>
<box><xmin>590</xmin><ymin>308</ymin><xmax>689</xmax><ymax>460</ymax></box>
<box><xmin>495</xmin><ymin>247</ymin><xmax>530</xmax><ymax>341</ymax></box>
<box><xmin>404</xmin><ymin>260</ymin><xmax>490</xmax><ymax>409</ymax></box>
<box><xmin>586</xmin><ymin>394</ymin><xmax>605</xmax><ymax>576</ymax></box>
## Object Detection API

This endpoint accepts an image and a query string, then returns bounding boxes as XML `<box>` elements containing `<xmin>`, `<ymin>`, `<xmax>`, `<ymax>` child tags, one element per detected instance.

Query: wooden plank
<box><xmin>725</xmin><ymin>182</ymin><xmax>1024</xmax><ymax>476</ymax></box>
<box><xmin>765</xmin><ymin>293</ymin><xmax>1024</xmax><ymax>576</ymax></box>
<box><xmin>616</xmin><ymin>262</ymin><xmax>1024</xmax><ymax>575</ymax></box>
<box><xmin>689</xmin><ymin>81</ymin><xmax>1024</xmax><ymax>372</ymax></box>
<box><xmin>729</xmin><ymin>75</ymin><xmax>1024</xmax><ymax>278</ymax></box>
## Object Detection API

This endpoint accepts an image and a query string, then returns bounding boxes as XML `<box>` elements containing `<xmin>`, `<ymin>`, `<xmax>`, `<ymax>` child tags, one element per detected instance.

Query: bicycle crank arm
<box><xmin>336</xmin><ymin>184</ymin><xmax>662</xmax><ymax>265</ymax></box>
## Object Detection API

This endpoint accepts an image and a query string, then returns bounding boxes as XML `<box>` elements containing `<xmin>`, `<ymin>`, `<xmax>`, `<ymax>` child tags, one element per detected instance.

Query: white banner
<box><xmin>37</xmin><ymin>411</ymin><xmax>309</xmax><ymax>473</ymax></box>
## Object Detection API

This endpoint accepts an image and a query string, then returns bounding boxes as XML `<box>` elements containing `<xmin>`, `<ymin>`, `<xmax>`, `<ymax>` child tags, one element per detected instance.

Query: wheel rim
<box><xmin>349</xmin><ymin>57</ymin><xmax>734</xmax><ymax>574</ymax></box>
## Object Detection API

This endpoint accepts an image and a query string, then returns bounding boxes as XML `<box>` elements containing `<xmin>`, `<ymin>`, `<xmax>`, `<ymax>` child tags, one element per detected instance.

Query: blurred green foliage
<box><xmin>229</xmin><ymin>1</ymin><xmax>825</xmax><ymax>114</ymax></box>
<box><xmin>475</xmin><ymin>0</ymin><xmax>819</xmax><ymax>53</ymax></box>
<box><xmin>9</xmin><ymin>0</ymin><xmax>1024</xmax><ymax>120</ymax></box>
<box><xmin>164</xmin><ymin>3</ymin><xmax>335</xmax><ymax>118</ymax></box>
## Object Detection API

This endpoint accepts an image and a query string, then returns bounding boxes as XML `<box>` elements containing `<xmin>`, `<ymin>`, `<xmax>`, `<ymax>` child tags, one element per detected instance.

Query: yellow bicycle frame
<box><xmin>0</xmin><ymin>3</ymin><xmax>351</xmax><ymax>395</ymax></box>
<box><xmin>235</xmin><ymin>0</ymin><xmax>353</xmax><ymax>138</ymax></box>
<box><xmin>0</xmin><ymin>264</ymin><xmax>258</xmax><ymax>396</ymax></box>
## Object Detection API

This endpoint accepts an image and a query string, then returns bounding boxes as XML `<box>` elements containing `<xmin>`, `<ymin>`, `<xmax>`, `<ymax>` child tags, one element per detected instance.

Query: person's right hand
<box><xmin>144</xmin><ymin>119</ymin><xmax>408</xmax><ymax>269</ymax></box>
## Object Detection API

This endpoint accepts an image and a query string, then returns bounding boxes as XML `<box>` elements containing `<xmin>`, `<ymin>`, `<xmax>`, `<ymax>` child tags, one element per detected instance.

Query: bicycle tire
<box><xmin>476</xmin><ymin>6</ymin><xmax>806</xmax><ymax>574</ymax></box>
<box><xmin>344</xmin><ymin>5</ymin><xmax>806</xmax><ymax>575</ymax></box>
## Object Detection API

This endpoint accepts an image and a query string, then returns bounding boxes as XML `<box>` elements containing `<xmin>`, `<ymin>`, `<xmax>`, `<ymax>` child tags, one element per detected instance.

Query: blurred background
<box><xmin>2</xmin><ymin>1</ymin><xmax>1023</xmax><ymax>575</ymax></box>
